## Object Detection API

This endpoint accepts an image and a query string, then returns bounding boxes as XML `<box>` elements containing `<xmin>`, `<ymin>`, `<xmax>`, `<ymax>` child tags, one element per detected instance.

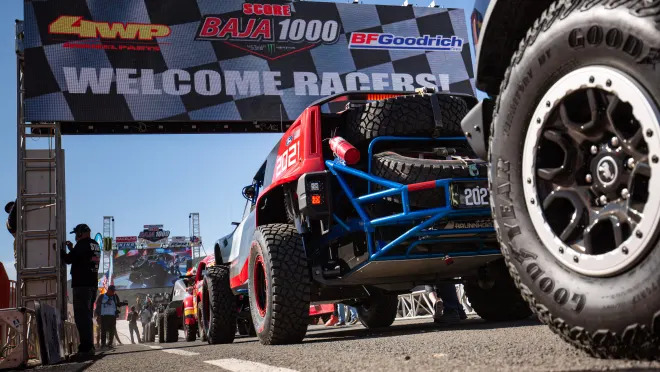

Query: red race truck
<box><xmin>197</xmin><ymin>90</ymin><xmax>529</xmax><ymax>346</ymax></box>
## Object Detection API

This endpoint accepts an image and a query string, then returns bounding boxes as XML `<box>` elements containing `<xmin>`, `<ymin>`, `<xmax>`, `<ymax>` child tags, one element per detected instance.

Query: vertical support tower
<box><xmin>189</xmin><ymin>213</ymin><xmax>200</xmax><ymax>259</ymax></box>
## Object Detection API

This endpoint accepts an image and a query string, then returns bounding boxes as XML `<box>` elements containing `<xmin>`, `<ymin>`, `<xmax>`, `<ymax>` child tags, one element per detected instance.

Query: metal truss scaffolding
<box><xmin>189</xmin><ymin>213</ymin><xmax>201</xmax><ymax>259</ymax></box>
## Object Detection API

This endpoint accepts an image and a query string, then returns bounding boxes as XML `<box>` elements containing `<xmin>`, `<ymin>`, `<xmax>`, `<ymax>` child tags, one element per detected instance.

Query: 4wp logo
<box><xmin>49</xmin><ymin>15</ymin><xmax>170</xmax><ymax>41</ymax></box>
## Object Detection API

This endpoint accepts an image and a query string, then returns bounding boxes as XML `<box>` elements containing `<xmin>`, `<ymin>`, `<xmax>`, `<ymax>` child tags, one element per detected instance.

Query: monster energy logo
<box><xmin>267</xmin><ymin>44</ymin><xmax>275</xmax><ymax>54</ymax></box>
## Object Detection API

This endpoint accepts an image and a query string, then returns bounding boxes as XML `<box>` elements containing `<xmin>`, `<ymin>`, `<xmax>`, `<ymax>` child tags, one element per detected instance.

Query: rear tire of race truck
<box><xmin>488</xmin><ymin>1</ymin><xmax>660</xmax><ymax>360</ymax></box>
<box><xmin>164</xmin><ymin>308</ymin><xmax>179</xmax><ymax>343</ymax></box>
<box><xmin>356</xmin><ymin>294</ymin><xmax>398</xmax><ymax>329</ymax></box>
<box><xmin>464</xmin><ymin>259</ymin><xmax>532</xmax><ymax>322</ymax></box>
<box><xmin>197</xmin><ymin>303</ymin><xmax>208</xmax><ymax>342</ymax></box>
<box><xmin>184</xmin><ymin>322</ymin><xmax>197</xmax><ymax>342</ymax></box>
<box><xmin>249</xmin><ymin>224</ymin><xmax>311</xmax><ymax>345</ymax></box>
<box><xmin>344</xmin><ymin>95</ymin><xmax>468</xmax><ymax>147</ymax></box>
<box><xmin>203</xmin><ymin>266</ymin><xmax>236</xmax><ymax>345</ymax></box>
<box><xmin>157</xmin><ymin>314</ymin><xmax>165</xmax><ymax>343</ymax></box>
<box><xmin>372</xmin><ymin>151</ymin><xmax>488</xmax><ymax>208</ymax></box>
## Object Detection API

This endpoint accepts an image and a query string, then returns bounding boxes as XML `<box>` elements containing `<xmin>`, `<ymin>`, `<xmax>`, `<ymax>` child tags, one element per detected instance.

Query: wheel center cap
<box><xmin>596</xmin><ymin>156</ymin><xmax>618</xmax><ymax>186</ymax></box>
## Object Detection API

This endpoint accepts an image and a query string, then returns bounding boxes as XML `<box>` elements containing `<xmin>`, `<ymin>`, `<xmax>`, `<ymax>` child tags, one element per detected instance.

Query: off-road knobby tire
<box><xmin>464</xmin><ymin>259</ymin><xmax>532</xmax><ymax>321</ymax></box>
<box><xmin>357</xmin><ymin>295</ymin><xmax>398</xmax><ymax>329</ymax></box>
<box><xmin>157</xmin><ymin>314</ymin><xmax>165</xmax><ymax>343</ymax></box>
<box><xmin>344</xmin><ymin>95</ymin><xmax>467</xmax><ymax>147</ymax></box>
<box><xmin>197</xmin><ymin>302</ymin><xmax>208</xmax><ymax>342</ymax></box>
<box><xmin>164</xmin><ymin>308</ymin><xmax>179</xmax><ymax>343</ymax></box>
<box><xmin>249</xmin><ymin>224</ymin><xmax>311</xmax><ymax>345</ymax></box>
<box><xmin>488</xmin><ymin>0</ymin><xmax>660</xmax><ymax>360</ymax></box>
<box><xmin>203</xmin><ymin>265</ymin><xmax>236</xmax><ymax>344</ymax></box>
<box><xmin>372</xmin><ymin>151</ymin><xmax>487</xmax><ymax>208</ymax></box>
<box><xmin>184</xmin><ymin>322</ymin><xmax>197</xmax><ymax>342</ymax></box>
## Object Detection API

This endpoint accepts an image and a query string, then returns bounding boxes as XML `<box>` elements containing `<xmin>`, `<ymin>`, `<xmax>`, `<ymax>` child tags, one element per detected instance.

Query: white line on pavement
<box><xmin>204</xmin><ymin>358</ymin><xmax>299</xmax><ymax>372</ymax></box>
<box><xmin>162</xmin><ymin>349</ymin><xmax>200</xmax><ymax>356</ymax></box>
<box><xmin>143</xmin><ymin>344</ymin><xmax>199</xmax><ymax>356</ymax></box>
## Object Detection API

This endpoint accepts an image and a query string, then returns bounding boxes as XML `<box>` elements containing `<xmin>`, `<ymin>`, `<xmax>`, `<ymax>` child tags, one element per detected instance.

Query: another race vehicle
<box><xmin>144</xmin><ymin>278</ymin><xmax>196</xmax><ymax>343</ymax></box>
<box><xmin>189</xmin><ymin>252</ymin><xmax>343</xmax><ymax>341</ymax></box>
<box><xmin>202</xmin><ymin>89</ymin><xmax>531</xmax><ymax>345</ymax></box>
<box><xmin>460</xmin><ymin>0</ymin><xmax>660</xmax><ymax>360</ymax></box>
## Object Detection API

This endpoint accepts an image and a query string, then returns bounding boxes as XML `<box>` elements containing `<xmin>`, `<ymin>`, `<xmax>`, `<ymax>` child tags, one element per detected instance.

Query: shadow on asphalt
<box><xmin>303</xmin><ymin>317</ymin><xmax>542</xmax><ymax>344</ymax></box>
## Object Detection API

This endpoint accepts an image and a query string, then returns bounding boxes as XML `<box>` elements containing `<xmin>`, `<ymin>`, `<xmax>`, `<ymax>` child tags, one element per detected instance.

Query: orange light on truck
<box><xmin>311</xmin><ymin>195</ymin><xmax>322</xmax><ymax>205</ymax></box>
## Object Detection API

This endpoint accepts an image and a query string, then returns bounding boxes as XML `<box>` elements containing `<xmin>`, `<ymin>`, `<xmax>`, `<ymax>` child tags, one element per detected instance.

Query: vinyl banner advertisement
<box><xmin>112</xmin><ymin>247</ymin><xmax>192</xmax><ymax>289</ymax></box>
<box><xmin>23</xmin><ymin>0</ymin><xmax>474</xmax><ymax>123</ymax></box>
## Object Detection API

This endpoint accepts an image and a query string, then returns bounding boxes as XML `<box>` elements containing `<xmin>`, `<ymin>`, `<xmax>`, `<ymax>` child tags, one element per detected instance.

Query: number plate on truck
<box><xmin>450</xmin><ymin>181</ymin><xmax>490</xmax><ymax>209</ymax></box>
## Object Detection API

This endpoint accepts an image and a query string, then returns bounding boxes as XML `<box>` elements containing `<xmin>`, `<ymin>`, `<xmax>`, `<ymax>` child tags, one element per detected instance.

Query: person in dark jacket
<box><xmin>128</xmin><ymin>306</ymin><xmax>140</xmax><ymax>344</ymax></box>
<box><xmin>61</xmin><ymin>223</ymin><xmax>101</xmax><ymax>355</ymax></box>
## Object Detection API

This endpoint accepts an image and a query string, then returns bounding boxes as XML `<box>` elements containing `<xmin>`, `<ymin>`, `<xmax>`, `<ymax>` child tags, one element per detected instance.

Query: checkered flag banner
<box><xmin>24</xmin><ymin>0</ymin><xmax>474</xmax><ymax>124</ymax></box>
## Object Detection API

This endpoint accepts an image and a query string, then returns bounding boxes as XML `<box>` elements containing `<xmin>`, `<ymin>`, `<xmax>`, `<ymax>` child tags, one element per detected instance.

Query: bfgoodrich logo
<box><xmin>349</xmin><ymin>32</ymin><xmax>463</xmax><ymax>52</ymax></box>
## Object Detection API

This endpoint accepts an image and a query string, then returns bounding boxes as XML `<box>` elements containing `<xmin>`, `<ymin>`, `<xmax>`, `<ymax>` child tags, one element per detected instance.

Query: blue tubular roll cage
<box><xmin>324</xmin><ymin>136</ymin><xmax>498</xmax><ymax>263</ymax></box>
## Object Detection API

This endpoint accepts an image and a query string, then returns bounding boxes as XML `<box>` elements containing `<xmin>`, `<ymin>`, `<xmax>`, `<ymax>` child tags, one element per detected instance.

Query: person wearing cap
<box><xmin>61</xmin><ymin>223</ymin><xmax>101</xmax><ymax>356</ymax></box>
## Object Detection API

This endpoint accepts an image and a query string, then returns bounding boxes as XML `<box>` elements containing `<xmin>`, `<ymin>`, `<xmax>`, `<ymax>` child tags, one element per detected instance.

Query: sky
<box><xmin>0</xmin><ymin>0</ymin><xmax>483</xmax><ymax>281</ymax></box>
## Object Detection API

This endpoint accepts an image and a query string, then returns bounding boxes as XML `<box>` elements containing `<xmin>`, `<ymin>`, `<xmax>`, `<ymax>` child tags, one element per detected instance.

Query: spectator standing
<box><xmin>337</xmin><ymin>303</ymin><xmax>359</xmax><ymax>326</ymax></box>
<box><xmin>427</xmin><ymin>283</ymin><xmax>467</xmax><ymax>325</ymax></box>
<box><xmin>139</xmin><ymin>306</ymin><xmax>152</xmax><ymax>342</ymax></box>
<box><xmin>128</xmin><ymin>306</ymin><xmax>140</xmax><ymax>344</ymax></box>
<box><xmin>61</xmin><ymin>224</ymin><xmax>100</xmax><ymax>357</ymax></box>
<box><xmin>94</xmin><ymin>285</ymin><xmax>126</xmax><ymax>350</ymax></box>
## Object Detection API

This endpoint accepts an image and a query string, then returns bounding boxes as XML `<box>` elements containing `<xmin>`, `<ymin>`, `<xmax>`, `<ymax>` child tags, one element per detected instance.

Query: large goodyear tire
<box><xmin>197</xmin><ymin>302</ymin><xmax>208</xmax><ymax>342</ymax></box>
<box><xmin>372</xmin><ymin>151</ymin><xmax>487</xmax><ymax>208</ymax></box>
<box><xmin>489</xmin><ymin>0</ymin><xmax>660</xmax><ymax>359</ymax></box>
<box><xmin>344</xmin><ymin>95</ymin><xmax>468</xmax><ymax>147</ymax></box>
<box><xmin>464</xmin><ymin>259</ymin><xmax>532</xmax><ymax>321</ymax></box>
<box><xmin>357</xmin><ymin>294</ymin><xmax>398</xmax><ymax>329</ymax></box>
<box><xmin>184</xmin><ymin>322</ymin><xmax>197</xmax><ymax>342</ymax></box>
<box><xmin>157</xmin><ymin>314</ymin><xmax>165</xmax><ymax>343</ymax></box>
<box><xmin>164</xmin><ymin>308</ymin><xmax>179</xmax><ymax>343</ymax></box>
<box><xmin>203</xmin><ymin>266</ymin><xmax>236</xmax><ymax>344</ymax></box>
<box><xmin>249</xmin><ymin>224</ymin><xmax>311</xmax><ymax>345</ymax></box>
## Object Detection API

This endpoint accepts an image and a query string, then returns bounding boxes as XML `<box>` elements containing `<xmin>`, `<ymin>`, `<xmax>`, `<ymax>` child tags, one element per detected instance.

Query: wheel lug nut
<box><xmin>621</xmin><ymin>188</ymin><xmax>630</xmax><ymax>199</ymax></box>
<box><xmin>590</xmin><ymin>145</ymin><xmax>598</xmax><ymax>155</ymax></box>
<box><xmin>627</xmin><ymin>158</ymin><xmax>635</xmax><ymax>169</ymax></box>
<box><xmin>610</xmin><ymin>136</ymin><xmax>620</xmax><ymax>147</ymax></box>
<box><xmin>599</xmin><ymin>195</ymin><xmax>608</xmax><ymax>205</ymax></box>
<box><xmin>585</xmin><ymin>174</ymin><xmax>593</xmax><ymax>183</ymax></box>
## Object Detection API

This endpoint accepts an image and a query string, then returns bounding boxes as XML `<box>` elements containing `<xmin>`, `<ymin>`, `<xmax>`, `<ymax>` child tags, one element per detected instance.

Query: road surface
<box><xmin>36</xmin><ymin>317</ymin><xmax>660</xmax><ymax>372</ymax></box>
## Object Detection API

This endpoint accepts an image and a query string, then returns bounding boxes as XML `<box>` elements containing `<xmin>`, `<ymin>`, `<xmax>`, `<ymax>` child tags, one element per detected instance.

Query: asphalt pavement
<box><xmin>32</xmin><ymin>317</ymin><xmax>660</xmax><ymax>372</ymax></box>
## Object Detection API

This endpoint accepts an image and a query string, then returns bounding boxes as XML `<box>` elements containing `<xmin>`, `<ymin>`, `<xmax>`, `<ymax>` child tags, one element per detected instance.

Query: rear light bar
<box><xmin>365</xmin><ymin>93</ymin><xmax>401</xmax><ymax>101</ymax></box>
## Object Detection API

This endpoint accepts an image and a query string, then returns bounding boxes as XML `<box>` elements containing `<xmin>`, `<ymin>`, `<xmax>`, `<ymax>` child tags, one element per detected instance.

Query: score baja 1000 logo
<box><xmin>196</xmin><ymin>3</ymin><xmax>339</xmax><ymax>60</ymax></box>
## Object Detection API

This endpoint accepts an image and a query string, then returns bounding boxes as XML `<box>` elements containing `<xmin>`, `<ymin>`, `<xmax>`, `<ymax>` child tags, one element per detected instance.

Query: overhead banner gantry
<box><xmin>23</xmin><ymin>0</ymin><xmax>474</xmax><ymax>134</ymax></box>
